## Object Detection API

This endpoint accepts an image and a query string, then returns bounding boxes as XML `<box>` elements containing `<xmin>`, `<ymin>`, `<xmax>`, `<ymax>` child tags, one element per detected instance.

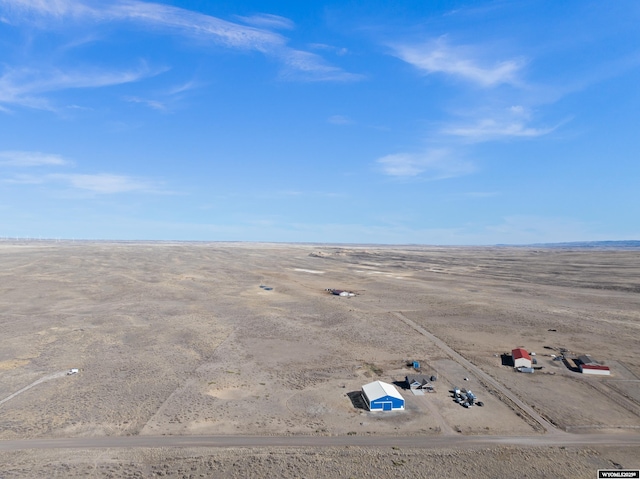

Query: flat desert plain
<box><xmin>1</xmin><ymin>242</ymin><xmax>639</xmax><ymax>478</ymax></box>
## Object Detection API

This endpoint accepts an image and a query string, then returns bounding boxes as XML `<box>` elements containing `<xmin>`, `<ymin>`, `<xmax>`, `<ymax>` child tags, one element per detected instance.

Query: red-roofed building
<box><xmin>580</xmin><ymin>364</ymin><xmax>611</xmax><ymax>375</ymax></box>
<box><xmin>512</xmin><ymin>348</ymin><xmax>532</xmax><ymax>368</ymax></box>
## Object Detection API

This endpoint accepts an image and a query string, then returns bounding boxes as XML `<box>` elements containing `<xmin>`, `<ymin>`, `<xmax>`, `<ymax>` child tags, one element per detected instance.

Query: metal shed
<box><xmin>361</xmin><ymin>380</ymin><xmax>405</xmax><ymax>411</ymax></box>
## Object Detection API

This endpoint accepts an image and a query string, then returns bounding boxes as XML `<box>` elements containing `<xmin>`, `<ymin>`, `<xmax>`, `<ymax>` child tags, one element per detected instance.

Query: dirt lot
<box><xmin>1</xmin><ymin>241</ymin><xmax>639</xmax><ymax>476</ymax></box>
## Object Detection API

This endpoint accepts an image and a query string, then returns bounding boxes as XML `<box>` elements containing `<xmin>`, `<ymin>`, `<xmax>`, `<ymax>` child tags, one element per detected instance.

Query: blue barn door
<box><xmin>382</xmin><ymin>402</ymin><xmax>392</xmax><ymax>411</ymax></box>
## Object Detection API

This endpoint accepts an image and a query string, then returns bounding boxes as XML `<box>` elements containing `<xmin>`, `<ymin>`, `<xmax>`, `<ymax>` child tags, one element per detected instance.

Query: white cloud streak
<box><xmin>0</xmin><ymin>148</ymin><xmax>163</xmax><ymax>194</ymax></box>
<box><xmin>51</xmin><ymin>173</ymin><xmax>158</xmax><ymax>193</ymax></box>
<box><xmin>391</xmin><ymin>37</ymin><xmax>525</xmax><ymax>87</ymax></box>
<box><xmin>0</xmin><ymin>64</ymin><xmax>159</xmax><ymax>110</ymax></box>
<box><xmin>236</xmin><ymin>13</ymin><xmax>294</xmax><ymax>30</ymax></box>
<box><xmin>376</xmin><ymin>149</ymin><xmax>473</xmax><ymax>179</ymax></box>
<box><xmin>124</xmin><ymin>95</ymin><xmax>166</xmax><ymax>111</ymax></box>
<box><xmin>0</xmin><ymin>150</ymin><xmax>70</xmax><ymax>166</ymax></box>
<box><xmin>443</xmin><ymin>118</ymin><xmax>554</xmax><ymax>141</ymax></box>
<box><xmin>1</xmin><ymin>0</ymin><xmax>283</xmax><ymax>50</ymax></box>
<box><xmin>3</xmin><ymin>171</ymin><xmax>162</xmax><ymax>194</ymax></box>
<box><xmin>109</xmin><ymin>2</ymin><xmax>284</xmax><ymax>52</ymax></box>
<box><xmin>277</xmin><ymin>49</ymin><xmax>362</xmax><ymax>81</ymax></box>
<box><xmin>165</xmin><ymin>80</ymin><xmax>199</xmax><ymax>95</ymax></box>
<box><xmin>440</xmin><ymin>105</ymin><xmax>558</xmax><ymax>142</ymax></box>
<box><xmin>0</xmin><ymin>0</ymin><xmax>92</xmax><ymax>18</ymax></box>
<box><xmin>0</xmin><ymin>0</ymin><xmax>358</xmax><ymax>84</ymax></box>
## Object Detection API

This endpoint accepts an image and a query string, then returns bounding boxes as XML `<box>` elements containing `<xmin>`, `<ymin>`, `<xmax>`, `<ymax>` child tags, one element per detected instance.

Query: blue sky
<box><xmin>1</xmin><ymin>0</ymin><xmax>639</xmax><ymax>244</ymax></box>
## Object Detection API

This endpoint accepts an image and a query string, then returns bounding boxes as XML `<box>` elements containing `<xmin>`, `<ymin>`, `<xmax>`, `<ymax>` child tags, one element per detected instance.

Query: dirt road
<box><xmin>1</xmin><ymin>432</ymin><xmax>639</xmax><ymax>452</ymax></box>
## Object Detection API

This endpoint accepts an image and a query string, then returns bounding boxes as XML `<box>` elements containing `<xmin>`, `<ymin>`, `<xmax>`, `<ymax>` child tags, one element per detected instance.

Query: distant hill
<box><xmin>511</xmin><ymin>240</ymin><xmax>640</xmax><ymax>250</ymax></box>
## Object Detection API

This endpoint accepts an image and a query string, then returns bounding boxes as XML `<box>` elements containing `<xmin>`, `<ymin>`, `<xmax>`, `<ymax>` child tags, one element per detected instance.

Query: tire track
<box><xmin>0</xmin><ymin>371</ymin><xmax>69</xmax><ymax>408</ymax></box>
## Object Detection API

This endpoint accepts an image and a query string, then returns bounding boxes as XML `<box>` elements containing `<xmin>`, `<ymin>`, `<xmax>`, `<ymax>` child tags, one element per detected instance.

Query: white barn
<box><xmin>512</xmin><ymin>348</ymin><xmax>532</xmax><ymax>369</ymax></box>
<box><xmin>578</xmin><ymin>355</ymin><xmax>611</xmax><ymax>375</ymax></box>
<box><xmin>580</xmin><ymin>364</ymin><xmax>611</xmax><ymax>375</ymax></box>
<box><xmin>361</xmin><ymin>381</ymin><xmax>405</xmax><ymax>411</ymax></box>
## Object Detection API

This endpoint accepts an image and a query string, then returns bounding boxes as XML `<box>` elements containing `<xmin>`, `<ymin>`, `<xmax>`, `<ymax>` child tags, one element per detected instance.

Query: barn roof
<box><xmin>512</xmin><ymin>348</ymin><xmax>531</xmax><ymax>360</ymax></box>
<box><xmin>581</xmin><ymin>364</ymin><xmax>610</xmax><ymax>370</ymax></box>
<box><xmin>578</xmin><ymin>354</ymin><xmax>595</xmax><ymax>365</ymax></box>
<box><xmin>362</xmin><ymin>381</ymin><xmax>403</xmax><ymax>401</ymax></box>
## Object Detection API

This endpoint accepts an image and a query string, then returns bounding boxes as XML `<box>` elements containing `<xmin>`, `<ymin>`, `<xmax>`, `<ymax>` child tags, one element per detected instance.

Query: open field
<box><xmin>1</xmin><ymin>445</ymin><xmax>639</xmax><ymax>479</ymax></box>
<box><xmin>1</xmin><ymin>242</ymin><xmax>639</xmax><ymax>476</ymax></box>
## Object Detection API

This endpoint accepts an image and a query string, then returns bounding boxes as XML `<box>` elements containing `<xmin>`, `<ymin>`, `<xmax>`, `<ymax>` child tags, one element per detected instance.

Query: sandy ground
<box><xmin>1</xmin><ymin>445</ymin><xmax>639</xmax><ymax>479</ymax></box>
<box><xmin>1</xmin><ymin>241</ymin><xmax>639</xmax><ymax>476</ymax></box>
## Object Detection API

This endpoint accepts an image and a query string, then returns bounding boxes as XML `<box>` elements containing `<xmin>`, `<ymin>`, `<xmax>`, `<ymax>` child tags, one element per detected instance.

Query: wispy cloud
<box><xmin>1</xmin><ymin>0</ymin><xmax>358</xmax><ymax>83</ymax></box>
<box><xmin>0</xmin><ymin>0</ymin><xmax>92</xmax><ymax>19</ymax></box>
<box><xmin>391</xmin><ymin>37</ymin><xmax>525</xmax><ymax>87</ymax></box>
<box><xmin>443</xmin><ymin>118</ymin><xmax>554</xmax><ymax>141</ymax></box>
<box><xmin>3</xmin><ymin>171</ymin><xmax>163</xmax><ymax>194</ymax></box>
<box><xmin>0</xmin><ymin>64</ymin><xmax>159</xmax><ymax>110</ymax></box>
<box><xmin>0</xmin><ymin>148</ymin><xmax>165</xmax><ymax>194</ymax></box>
<box><xmin>122</xmin><ymin>79</ymin><xmax>203</xmax><ymax>112</ymax></box>
<box><xmin>236</xmin><ymin>13</ymin><xmax>294</xmax><ymax>30</ymax></box>
<box><xmin>277</xmin><ymin>49</ymin><xmax>362</xmax><ymax>81</ymax></box>
<box><xmin>1</xmin><ymin>0</ymin><xmax>282</xmax><ymax>49</ymax></box>
<box><xmin>51</xmin><ymin>173</ymin><xmax>160</xmax><ymax>194</ymax></box>
<box><xmin>376</xmin><ymin>148</ymin><xmax>474</xmax><ymax>179</ymax></box>
<box><xmin>441</xmin><ymin>105</ymin><xmax>559</xmax><ymax>142</ymax></box>
<box><xmin>165</xmin><ymin>80</ymin><xmax>199</xmax><ymax>96</ymax></box>
<box><xmin>0</xmin><ymin>150</ymin><xmax>70</xmax><ymax>166</ymax></box>
<box><xmin>108</xmin><ymin>2</ymin><xmax>285</xmax><ymax>52</ymax></box>
<box><xmin>124</xmin><ymin>96</ymin><xmax>166</xmax><ymax>111</ymax></box>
